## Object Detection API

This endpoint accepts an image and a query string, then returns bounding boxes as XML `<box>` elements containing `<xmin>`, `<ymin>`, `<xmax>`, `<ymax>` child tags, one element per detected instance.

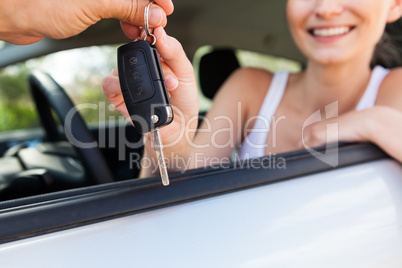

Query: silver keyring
<box><xmin>143</xmin><ymin>33</ymin><xmax>156</xmax><ymax>46</ymax></box>
<box><xmin>144</xmin><ymin>2</ymin><xmax>153</xmax><ymax>38</ymax></box>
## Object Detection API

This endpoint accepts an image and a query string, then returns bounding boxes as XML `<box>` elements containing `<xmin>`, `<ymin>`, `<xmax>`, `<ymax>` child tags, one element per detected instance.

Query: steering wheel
<box><xmin>29</xmin><ymin>71</ymin><xmax>113</xmax><ymax>185</ymax></box>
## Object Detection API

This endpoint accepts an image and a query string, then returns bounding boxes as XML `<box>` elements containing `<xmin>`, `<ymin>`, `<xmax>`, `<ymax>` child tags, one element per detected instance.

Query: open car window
<box><xmin>0</xmin><ymin>45</ymin><xmax>121</xmax><ymax>134</ymax></box>
<box><xmin>0</xmin><ymin>45</ymin><xmax>126</xmax><ymax>159</ymax></box>
<box><xmin>0</xmin><ymin>42</ymin><xmax>393</xmax><ymax>203</ymax></box>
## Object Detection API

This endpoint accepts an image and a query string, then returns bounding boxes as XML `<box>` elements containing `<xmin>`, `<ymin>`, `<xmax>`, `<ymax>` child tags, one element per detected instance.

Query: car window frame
<box><xmin>0</xmin><ymin>142</ymin><xmax>389</xmax><ymax>244</ymax></box>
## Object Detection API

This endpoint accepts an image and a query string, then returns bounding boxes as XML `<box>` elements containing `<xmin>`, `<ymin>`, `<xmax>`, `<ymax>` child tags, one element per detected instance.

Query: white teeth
<box><xmin>313</xmin><ymin>26</ymin><xmax>351</xmax><ymax>37</ymax></box>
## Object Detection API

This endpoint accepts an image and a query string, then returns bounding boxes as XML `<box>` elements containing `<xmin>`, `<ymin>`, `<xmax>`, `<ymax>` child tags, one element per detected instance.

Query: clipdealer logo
<box><xmin>64</xmin><ymin>101</ymin><xmax>339</xmax><ymax>167</ymax></box>
<box><xmin>301</xmin><ymin>101</ymin><xmax>339</xmax><ymax>167</ymax></box>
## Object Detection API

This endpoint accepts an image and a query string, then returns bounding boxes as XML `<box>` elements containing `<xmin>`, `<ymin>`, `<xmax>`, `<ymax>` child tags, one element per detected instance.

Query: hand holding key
<box><xmin>103</xmin><ymin>3</ymin><xmax>199</xmax><ymax>184</ymax></box>
<box><xmin>0</xmin><ymin>0</ymin><xmax>172</xmax><ymax>45</ymax></box>
<box><xmin>103</xmin><ymin>27</ymin><xmax>198</xmax><ymax>146</ymax></box>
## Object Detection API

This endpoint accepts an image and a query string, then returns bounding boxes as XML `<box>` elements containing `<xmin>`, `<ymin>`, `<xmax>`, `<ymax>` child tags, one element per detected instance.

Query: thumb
<box><xmin>103</xmin><ymin>0</ymin><xmax>172</xmax><ymax>27</ymax></box>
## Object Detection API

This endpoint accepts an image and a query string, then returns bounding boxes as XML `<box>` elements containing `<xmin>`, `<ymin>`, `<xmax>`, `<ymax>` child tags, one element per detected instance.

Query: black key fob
<box><xmin>117</xmin><ymin>40</ymin><xmax>173</xmax><ymax>134</ymax></box>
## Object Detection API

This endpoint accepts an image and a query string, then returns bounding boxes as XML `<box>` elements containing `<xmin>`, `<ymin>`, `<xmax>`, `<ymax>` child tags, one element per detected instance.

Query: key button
<box><xmin>129</xmin><ymin>57</ymin><xmax>138</xmax><ymax>65</ymax></box>
<box><xmin>126</xmin><ymin>80</ymin><xmax>155</xmax><ymax>103</ymax></box>
<box><xmin>132</xmin><ymin>72</ymin><xmax>140</xmax><ymax>80</ymax></box>
<box><xmin>136</xmin><ymin>86</ymin><xmax>144</xmax><ymax>96</ymax></box>
<box><xmin>129</xmin><ymin>64</ymin><xmax>148</xmax><ymax>83</ymax></box>
<box><xmin>125</xmin><ymin>49</ymin><xmax>147</xmax><ymax>67</ymax></box>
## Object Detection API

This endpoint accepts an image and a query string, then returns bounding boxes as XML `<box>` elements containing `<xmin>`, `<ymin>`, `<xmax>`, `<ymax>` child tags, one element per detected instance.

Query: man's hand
<box><xmin>0</xmin><ymin>0</ymin><xmax>173</xmax><ymax>45</ymax></box>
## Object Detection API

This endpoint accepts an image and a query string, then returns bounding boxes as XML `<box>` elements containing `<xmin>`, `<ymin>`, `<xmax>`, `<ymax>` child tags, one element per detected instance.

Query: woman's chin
<box><xmin>308</xmin><ymin>52</ymin><xmax>351</xmax><ymax>67</ymax></box>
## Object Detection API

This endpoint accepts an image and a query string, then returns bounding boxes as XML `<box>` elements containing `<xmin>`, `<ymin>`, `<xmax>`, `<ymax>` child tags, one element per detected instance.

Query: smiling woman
<box><xmin>103</xmin><ymin>0</ymin><xmax>402</xmax><ymax>176</ymax></box>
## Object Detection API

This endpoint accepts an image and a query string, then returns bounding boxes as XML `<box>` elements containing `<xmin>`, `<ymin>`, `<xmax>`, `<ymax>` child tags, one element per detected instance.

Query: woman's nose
<box><xmin>315</xmin><ymin>0</ymin><xmax>343</xmax><ymax>19</ymax></box>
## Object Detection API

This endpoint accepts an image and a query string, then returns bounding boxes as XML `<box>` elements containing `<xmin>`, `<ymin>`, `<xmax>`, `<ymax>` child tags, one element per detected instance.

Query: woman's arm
<box><xmin>370</xmin><ymin>107</ymin><xmax>402</xmax><ymax>162</ymax></box>
<box><xmin>303</xmin><ymin>68</ymin><xmax>402</xmax><ymax>163</ymax></box>
<box><xmin>302</xmin><ymin>106</ymin><xmax>402</xmax><ymax>163</ymax></box>
<box><xmin>187</xmin><ymin>67</ymin><xmax>272</xmax><ymax>169</ymax></box>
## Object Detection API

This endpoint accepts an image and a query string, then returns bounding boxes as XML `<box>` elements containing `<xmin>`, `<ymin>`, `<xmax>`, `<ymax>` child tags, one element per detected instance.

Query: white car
<box><xmin>0</xmin><ymin>0</ymin><xmax>401</xmax><ymax>267</ymax></box>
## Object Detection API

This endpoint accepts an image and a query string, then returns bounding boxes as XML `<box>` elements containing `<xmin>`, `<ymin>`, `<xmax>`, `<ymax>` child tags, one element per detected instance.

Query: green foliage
<box><xmin>0</xmin><ymin>74</ymin><xmax>29</xmax><ymax>103</ymax></box>
<box><xmin>0</xmin><ymin>63</ymin><xmax>39</xmax><ymax>131</ymax></box>
<box><xmin>0</xmin><ymin>45</ymin><xmax>120</xmax><ymax>132</ymax></box>
<box><xmin>0</xmin><ymin>105</ymin><xmax>39</xmax><ymax>132</ymax></box>
<box><xmin>0</xmin><ymin>63</ymin><xmax>31</xmax><ymax>102</ymax></box>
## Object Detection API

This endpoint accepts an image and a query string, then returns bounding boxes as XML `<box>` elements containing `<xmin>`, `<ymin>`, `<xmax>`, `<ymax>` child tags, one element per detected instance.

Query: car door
<box><xmin>1</xmin><ymin>143</ymin><xmax>401</xmax><ymax>267</ymax></box>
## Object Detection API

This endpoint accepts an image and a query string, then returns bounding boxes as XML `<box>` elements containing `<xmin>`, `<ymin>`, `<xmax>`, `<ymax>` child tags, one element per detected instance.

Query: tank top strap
<box><xmin>356</xmin><ymin>65</ymin><xmax>390</xmax><ymax>111</ymax></box>
<box><xmin>255</xmin><ymin>71</ymin><xmax>290</xmax><ymax>129</ymax></box>
<box><xmin>238</xmin><ymin>71</ymin><xmax>289</xmax><ymax>160</ymax></box>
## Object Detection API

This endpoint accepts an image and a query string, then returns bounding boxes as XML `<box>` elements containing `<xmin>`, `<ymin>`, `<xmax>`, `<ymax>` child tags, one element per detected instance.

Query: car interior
<box><xmin>0</xmin><ymin>48</ymin><xmax>246</xmax><ymax>200</ymax></box>
<box><xmin>0</xmin><ymin>0</ymin><xmax>401</xmax><ymax>202</ymax></box>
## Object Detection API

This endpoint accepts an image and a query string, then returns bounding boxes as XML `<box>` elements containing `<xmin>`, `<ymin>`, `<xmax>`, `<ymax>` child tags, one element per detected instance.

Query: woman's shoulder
<box><xmin>230</xmin><ymin>67</ymin><xmax>274</xmax><ymax>84</ymax></box>
<box><xmin>376</xmin><ymin>67</ymin><xmax>402</xmax><ymax>109</ymax></box>
<box><xmin>210</xmin><ymin>67</ymin><xmax>276</xmax><ymax>119</ymax></box>
<box><xmin>385</xmin><ymin>66</ymin><xmax>402</xmax><ymax>77</ymax></box>
<box><xmin>218</xmin><ymin>67</ymin><xmax>274</xmax><ymax>99</ymax></box>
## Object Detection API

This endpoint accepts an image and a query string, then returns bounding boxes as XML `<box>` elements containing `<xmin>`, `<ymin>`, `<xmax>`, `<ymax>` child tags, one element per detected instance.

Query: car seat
<box><xmin>198</xmin><ymin>48</ymin><xmax>240</xmax><ymax>100</ymax></box>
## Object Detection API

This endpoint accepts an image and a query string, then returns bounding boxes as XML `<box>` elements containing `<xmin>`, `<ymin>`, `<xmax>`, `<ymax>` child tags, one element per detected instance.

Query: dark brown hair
<box><xmin>371</xmin><ymin>19</ymin><xmax>402</xmax><ymax>69</ymax></box>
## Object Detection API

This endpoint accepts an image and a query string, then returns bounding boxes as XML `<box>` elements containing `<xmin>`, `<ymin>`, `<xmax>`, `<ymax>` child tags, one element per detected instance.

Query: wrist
<box><xmin>0</xmin><ymin>0</ymin><xmax>45</xmax><ymax>44</ymax></box>
<box><xmin>362</xmin><ymin>106</ymin><xmax>390</xmax><ymax>143</ymax></box>
<box><xmin>0</xmin><ymin>1</ymin><xmax>18</xmax><ymax>36</ymax></box>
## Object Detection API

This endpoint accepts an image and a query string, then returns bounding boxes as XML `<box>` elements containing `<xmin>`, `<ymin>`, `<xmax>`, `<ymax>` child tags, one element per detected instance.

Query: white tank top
<box><xmin>238</xmin><ymin>65</ymin><xmax>390</xmax><ymax>160</ymax></box>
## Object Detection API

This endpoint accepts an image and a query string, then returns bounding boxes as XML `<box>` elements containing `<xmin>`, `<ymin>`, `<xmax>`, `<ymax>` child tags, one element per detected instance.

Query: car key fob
<box><xmin>117</xmin><ymin>40</ymin><xmax>173</xmax><ymax>134</ymax></box>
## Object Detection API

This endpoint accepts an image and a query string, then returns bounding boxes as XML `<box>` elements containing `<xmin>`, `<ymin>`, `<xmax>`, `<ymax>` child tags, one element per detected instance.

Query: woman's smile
<box><xmin>286</xmin><ymin>0</ymin><xmax>395</xmax><ymax>65</ymax></box>
<box><xmin>308</xmin><ymin>25</ymin><xmax>356</xmax><ymax>43</ymax></box>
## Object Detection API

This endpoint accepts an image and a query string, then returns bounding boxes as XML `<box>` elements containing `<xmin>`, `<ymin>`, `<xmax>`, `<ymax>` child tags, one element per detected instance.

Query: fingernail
<box><xmin>165</xmin><ymin>75</ymin><xmax>178</xmax><ymax>89</ymax></box>
<box><xmin>149</xmin><ymin>8</ymin><xmax>164</xmax><ymax>27</ymax></box>
<box><xmin>111</xmin><ymin>68</ymin><xmax>118</xmax><ymax>76</ymax></box>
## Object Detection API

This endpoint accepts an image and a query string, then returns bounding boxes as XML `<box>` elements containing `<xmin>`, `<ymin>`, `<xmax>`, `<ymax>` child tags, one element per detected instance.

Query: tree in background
<box><xmin>0</xmin><ymin>45</ymin><xmax>120</xmax><ymax>132</ymax></box>
<box><xmin>0</xmin><ymin>63</ymin><xmax>39</xmax><ymax>131</ymax></box>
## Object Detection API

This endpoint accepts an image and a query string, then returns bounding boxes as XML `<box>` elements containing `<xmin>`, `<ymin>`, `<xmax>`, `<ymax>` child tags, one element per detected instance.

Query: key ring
<box><xmin>144</xmin><ymin>2</ymin><xmax>156</xmax><ymax>45</ymax></box>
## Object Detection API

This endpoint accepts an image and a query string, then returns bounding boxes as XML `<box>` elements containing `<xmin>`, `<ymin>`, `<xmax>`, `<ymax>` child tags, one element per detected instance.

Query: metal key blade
<box><xmin>151</xmin><ymin>128</ymin><xmax>169</xmax><ymax>186</ymax></box>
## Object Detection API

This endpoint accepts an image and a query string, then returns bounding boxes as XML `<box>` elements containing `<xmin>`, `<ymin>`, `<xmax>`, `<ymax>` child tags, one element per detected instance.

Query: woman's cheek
<box><xmin>286</xmin><ymin>0</ymin><xmax>311</xmax><ymax>49</ymax></box>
